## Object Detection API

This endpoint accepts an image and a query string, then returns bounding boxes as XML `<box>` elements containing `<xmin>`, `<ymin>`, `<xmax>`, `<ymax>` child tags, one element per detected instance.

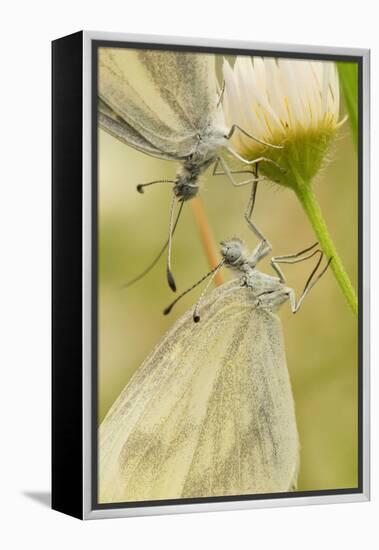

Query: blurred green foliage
<box><xmin>98</xmin><ymin>56</ymin><xmax>359</xmax><ymax>493</ymax></box>
<box><xmin>337</xmin><ymin>62</ymin><xmax>359</xmax><ymax>148</ymax></box>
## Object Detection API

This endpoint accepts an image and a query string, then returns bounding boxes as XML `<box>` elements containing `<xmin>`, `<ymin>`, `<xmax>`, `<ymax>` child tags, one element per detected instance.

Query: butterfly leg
<box><xmin>213</xmin><ymin>157</ymin><xmax>273</xmax><ymax>265</ymax></box>
<box><xmin>226</xmin><ymin>147</ymin><xmax>285</xmax><ymax>172</ymax></box>
<box><xmin>226</xmin><ymin>124</ymin><xmax>283</xmax><ymax>150</ymax></box>
<box><xmin>244</xmin><ymin>177</ymin><xmax>273</xmax><ymax>265</ymax></box>
<box><xmin>274</xmin><ymin>250</ymin><xmax>332</xmax><ymax>312</ymax></box>
<box><xmin>213</xmin><ymin>157</ymin><xmax>271</xmax><ymax>260</ymax></box>
<box><xmin>213</xmin><ymin>156</ymin><xmax>259</xmax><ymax>187</ymax></box>
<box><xmin>217</xmin><ymin>80</ymin><xmax>226</xmax><ymax>107</ymax></box>
<box><xmin>270</xmin><ymin>243</ymin><xmax>320</xmax><ymax>283</ymax></box>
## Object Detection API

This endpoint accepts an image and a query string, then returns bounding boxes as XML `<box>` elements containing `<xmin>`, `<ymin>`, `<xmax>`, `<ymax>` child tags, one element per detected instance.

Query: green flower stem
<box><xmin>337</xmin><ymin>62</ymin><xmax>358</xmax><ymax>150</ymax></box>
<box><xmin>294</xmin><ymin>177</ymin><xmax>358</xmax><ymax>316</ymax></box>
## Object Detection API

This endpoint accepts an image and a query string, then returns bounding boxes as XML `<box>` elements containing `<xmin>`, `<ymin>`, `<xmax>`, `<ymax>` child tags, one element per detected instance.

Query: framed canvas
<box><xmin>52</xmin><ymin>31</ymin><xmax>370</xmax><ymax>520</ymax></box>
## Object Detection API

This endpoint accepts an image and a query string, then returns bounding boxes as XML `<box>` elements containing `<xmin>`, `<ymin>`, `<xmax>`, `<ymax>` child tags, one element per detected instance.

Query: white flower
<box><xmin>222</xmin><ymin>57</ymin><xmax>344</xmax><ymax>187</ymax></box>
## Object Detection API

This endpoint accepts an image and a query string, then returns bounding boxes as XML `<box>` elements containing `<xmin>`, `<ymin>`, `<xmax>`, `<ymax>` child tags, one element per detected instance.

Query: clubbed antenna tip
<box><xmin>162</xmin><ymin>260</ymin><xmax>225</xmax><ymax>318</ymax></box>
<box><xmin>136</xmin><ymin>179</ymin><xmax>176</xmax><ymax>194</ymax></box>
<box><xmin>163</xmin><ymin>304</ymin><xmax>173</xmax><ymax>316</ymax></box>
<box><xmin>166</xmin><ymin>268</ymin><xmax>176</xmax><ymax>292</ymax></box>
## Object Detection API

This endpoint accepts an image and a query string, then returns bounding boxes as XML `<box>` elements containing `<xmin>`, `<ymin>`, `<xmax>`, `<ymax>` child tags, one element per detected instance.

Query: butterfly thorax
<box><xmin>174</xmin><ymin>126</ymin><xmax>227</xmax><ymax>201</ymax></box>
<box><xmin>220</xmin><ymin>237</ymin><xmax>290</xmax><ymax>311</ymax></box>
<box><xmin>192</xmin><ymin>124</ymin><xmax>227</xmax><ymax>161</ymax></box>
<box><xmin>242</xmin><ymin>269</ymin><xmax>282</xmax><ymax>294</ymax></box>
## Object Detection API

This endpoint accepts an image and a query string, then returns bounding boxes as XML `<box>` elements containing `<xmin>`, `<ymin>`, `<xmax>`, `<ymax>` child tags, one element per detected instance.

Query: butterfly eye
<box><xmin>221</xmin><ymin>245</ymin><xmax>240</xmax><ymax>263</ymax></box>
<box><xmin>229</xmin><ymin>250</ymin><xmax>240</xmax><ymax>261</ymax></box>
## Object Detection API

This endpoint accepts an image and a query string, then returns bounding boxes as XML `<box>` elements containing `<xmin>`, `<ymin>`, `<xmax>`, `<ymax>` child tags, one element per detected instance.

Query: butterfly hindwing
<box><xmin>99</xmin><ymin>100</ymin><xmax>178</xmax><ymax>161</ymax></box>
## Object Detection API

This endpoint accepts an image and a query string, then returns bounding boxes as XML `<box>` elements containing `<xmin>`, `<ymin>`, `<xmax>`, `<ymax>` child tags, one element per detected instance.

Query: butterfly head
<box><xmin>220</xmin><ymin>238</ymin><xmax>245</xmax><ymax>266</ymax></box>
<box><xmin>174</xmin><ymin>166</ymin><xmax>200</xmax><ymax>201</ymax></box>
<box><xmin>174</xmin><ymin>180</ymin><xmax>199</xmax><ymax>200</ymax></box>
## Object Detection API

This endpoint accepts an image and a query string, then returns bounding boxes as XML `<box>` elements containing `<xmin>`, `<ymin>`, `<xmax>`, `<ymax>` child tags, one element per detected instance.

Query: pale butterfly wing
<box><xmin>137</xmin><ymin>49</ymin><xmax>218</xmax><ymax>133</ymax></box>
<box><xmin>99</xmin><ymin>279</ymin><xmax>241</xmax><ymax>499</ymax></box>
<box><xmin>98</xmin><ymin>48</ymin><xmax>218</xmax><ymax>158</ymax></box>
<box><xmin>99</xmin><ymin>280</ymin><xmax>299</xmax><ymax>503</ymax></box>
<box><xmin>99</xmin><ymin>49</ymin><xmax>188</xmax><ymax>157</ymax></box>
<box><xmin>99</xmin><ymin>99</ymin><xmax>177</xmax><ymax>161</ymax></box>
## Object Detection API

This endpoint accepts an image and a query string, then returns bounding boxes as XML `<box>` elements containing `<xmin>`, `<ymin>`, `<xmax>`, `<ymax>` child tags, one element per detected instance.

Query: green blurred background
<box><xmin>98</xmin><ymin>55</ymin><xmax>358</xmax><ymax>492</ymax></box>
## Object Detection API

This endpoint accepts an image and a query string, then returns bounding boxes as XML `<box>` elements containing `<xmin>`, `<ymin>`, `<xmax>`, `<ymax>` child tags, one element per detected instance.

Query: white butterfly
<box><xmin>98</xmin><ymin>48</ymin><xmax>280</xmax><ymax>291</ymax></box>
<box><xmin>99</xmin><ymin>227</ymin><xmax>330</xmax><ymax>503</ymax></box>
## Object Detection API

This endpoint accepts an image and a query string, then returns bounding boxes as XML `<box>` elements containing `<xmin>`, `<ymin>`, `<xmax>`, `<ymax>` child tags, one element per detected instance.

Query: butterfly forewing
<box><xmin>99</xmin><ymin>281</ymin><xmax>299</xmax><ymax>503</ymax></box>
<box><xmin>138</xmin><ymin>50</ymin><xmax>218</xmax><ymax>133</ymax></box>
<box><xmin>99</xmin><ymin>48</ymin><xmax>211</xmax><ymax>157</ymax></box>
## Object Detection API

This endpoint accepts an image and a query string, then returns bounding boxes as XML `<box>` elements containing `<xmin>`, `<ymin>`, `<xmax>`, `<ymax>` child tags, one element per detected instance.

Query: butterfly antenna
<box><xmin>121</xmin><ymin>200</ymin><xmax>184</xmax><ymax>289</ymax></box>
<box><xmin>136</xmin><ymin>179</ymin><xmax>176</xmax><ymax>194</ymax></box>
<box><xmin>192</xmin><ymin>260</ymin><xmax>225</xmax><ymax>322</ymax></box>
<box><xmin>163</xmin><ymin>260</ymin><xmax>225</xmax><ymax>317</ymax></box>
<box><xmin>166</xmin><ymin>194</ymin><xmax>178</xmax><ymax>292</ymax></box>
